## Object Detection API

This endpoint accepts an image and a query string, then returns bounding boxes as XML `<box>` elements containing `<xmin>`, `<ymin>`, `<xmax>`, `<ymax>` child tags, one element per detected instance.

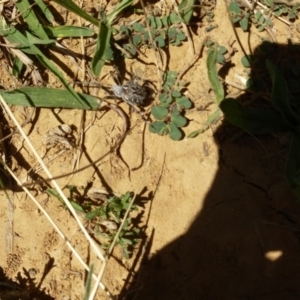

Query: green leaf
<box><xmin>155</xmin><ymin>35</ymin><xmax>165</xmax><ymax>48</ymax></box>
<box><xmin>155</xmin><ymin>17</ymin><xmax>163</xmax><ymax>28</ymax></box>
<box><xmin>266</xmin><ymin>59</ymin><xmax>300</xmax><ymax>129</ymax></box>
<box><xmin>91</xmin><ymin>22</ymin><xmax>113</xmax><ymax>77</ymax></box>
<box><xmin>12</xmin><ymin>57</ymin><xmax>23</xmax><ymax>77</ymax></box>
<box><xmin>169</xmin><ymin>12</ymin><xmax>181</xmax><ymax>24</ymax></box>
<box><xmin>169</xmin><ymin>122</ymin><xmax>182</xmax><ymax>140</ymax></box>
<box><xmin>220</xmin><ymin>98</ymin><xmax>289</xmax><ymax>134</ymax></box>
<box><xmin>0</xmin><ymin>87</ymin><xmax>100</xmax><ymax>110</ymax></box>
<box><xmin>43</xmin><ymin>26</ymin><xmax>94</xmax><ymax>38</ymax></box>
<box><xmin>229</xmin><ymin>2</ymin><xmax>241</xmax><ymax>14</ymax></box>
<box><xmin>132</xmin><ymin>23</ymin><xmax>145</xmax><ymax>32</ymax></box>
<box><xmin>206</xmin><ymin>47</ymin><xmax>225</xmax><ymax>104</ymax></box>
<box><xmin>34</xmin><ymin>0</ymin><xmax>55</xmax><ymax>23</ymax></box>
<box><xmin>178</xmin><ymin>0</ymin><xmax>195</xmax><ymax>23</ymax></box>
<box><xmin>151</xmin><ymin>106</ymin><xmax>169</xmax><ymax>119</ymax></box>
<box><xmin>286</xmin><ymin>133</ymin><xmax>300</xmax><ymax>201</ymax></box>
<box><xmin>107</xmin><ymin>0</ymin><xmax>134</xmax><ymax>25</ymax></box>
<box><xmin>83</xmin><ymin>265</ymin><xmax>94</xmax><ymax>300</ymax></box>
<box><xmin>159</xmin><ymin>93</ymin><xmax>172</xmax><ymax>104</ymax></box>
<box><xmin>171</xmin><ymin>90</ymin><xmax>181</xmax><ymax>97</ymax></box>
<box><xmin>171</xmin><ymin>115</ymin><xmax>187</xmax><ymax>127</ymax></box>
<box><xmin>239</xmin><ymin>17</ymin><xmax>249</xmax><ymax>31</ymax></box>
<box><xmin>16</xmin><ymin>0</ymin><xmax>49</xmax><ymax>40</ymax></box>
<box><xmin>70</xmin><ymin>202</ymin><xmax>85</xmax><ymax>213</ymax></box>
<box><xmin>133</xmin><ymin>34</ymin><xmax>142</xmax><ymax>45</ymax></box>
<box><xmin>149</xmin><ymin>121</ymin><xmax>168</xmax><ymax>135</ymax></box>
<box><xmin>188</xmin><ymin>108</ymin><xmax>223</xmax><ymax>137</ymax></box>
<box><xmin>241</xmin><ymin>55</ymin><xmax>252</xmax><ymax>67</ymax></box>
<box><xmin>85</xmin><ymin>209</ymin><xmax>102</xmax><ymax>220</ymax></box>
<box><xmin>176</xmin><ymin>96</ymin><xmax>192</xmax><ymax>108</ymax></box>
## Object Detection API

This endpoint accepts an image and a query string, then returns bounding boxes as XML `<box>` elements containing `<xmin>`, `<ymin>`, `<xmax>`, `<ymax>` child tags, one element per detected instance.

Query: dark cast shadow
<box><xmin>120</xmin><ymin>41</ymin><xmax>300</xmax><ymax>300</ymax></box>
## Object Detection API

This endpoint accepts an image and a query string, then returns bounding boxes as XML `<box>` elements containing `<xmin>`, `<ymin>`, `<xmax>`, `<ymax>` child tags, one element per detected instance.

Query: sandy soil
<box><xmin>1</xmin><ymin>0</ymin><xmax>300</xmax><ymax>299</ymax></box>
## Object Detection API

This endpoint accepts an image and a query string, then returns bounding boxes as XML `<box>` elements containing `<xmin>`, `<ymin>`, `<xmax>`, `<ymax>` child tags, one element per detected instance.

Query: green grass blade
<box><xmin>0</xmin><ymin>24</ymin><xmax>35</xmax><ymax>54</ymax></box>
<box><xmin>43</xmin><ymin>25</ymin><xmax>94</xmax><ymax>38</ymax></box>
<box><xmin>51</xmin><ymin>0</ymin><xmax>99</xmax><ymax>27</ymax></box>
<box><xmin>12</xmin><ymin>57</ymin><xmax>23</xmax><ymax>77</ymax></box>
<box><xmin>106</xmin><ymin>0</ymin><xmax>134</xmax><ymax>24</ymax></box>
<box><xmin>220</xmin><ymin>98</ymin><xmax>289</xmax><ymax>134</ymax></box>
<box><xmin>83</xmin><ymin>264</ymin><xmax>94</xmax><ymax>300</ymax></box>
<box><xmin>16</xmin><ymin>0</ymin><xmax>49</xmax><ymax>40</ymax></box>
<box><xmin>91</xmin><ymin>22</ymin><xmax>113</xmax><ymax>77</ymax></box>
<box><xmin>188</xmin><ymin>109</ymin><xmax>222</xmax><ymax>138</ymax></box>
<box><xmin>266</xmin><ymin>59</ymin><xmax>300</xmax><ymax>128</ymax></box>
<box><xmin>34</xmin><ymin>0</ymin><xmax>55</xmax><ymax>23</ymax></box>
<box><xmin>26</xmin><ymin>31</ymin><xmax>91</xmax><ymax>109</ymax></box>
<box><xmin>0</xmin><ymin>87</ymin><xmax>101</xmax><ymax>110</ymax></box>
<box><xmin>286</xmin><ymin>133</ymin><xmax>300</xmax><ymax>202</ymax></box>
<box><xmin>207</xmin><ymin>47</ymin><xmax>225</xmax><ymax>105</ymax></box>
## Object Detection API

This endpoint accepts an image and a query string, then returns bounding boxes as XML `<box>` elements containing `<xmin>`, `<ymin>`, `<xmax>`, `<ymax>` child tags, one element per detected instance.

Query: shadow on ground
<box><xmin>121</xmin><ymin>42</ymin><xmax>300</xmax><ymax>299</ymax></box>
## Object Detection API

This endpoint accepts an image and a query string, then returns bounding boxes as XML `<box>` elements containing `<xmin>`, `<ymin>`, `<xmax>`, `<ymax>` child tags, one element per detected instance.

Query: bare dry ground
<box><xmin>1</xmin><ymin>0</ymin><xmax>300</xmax><ymax>299</ymax></box>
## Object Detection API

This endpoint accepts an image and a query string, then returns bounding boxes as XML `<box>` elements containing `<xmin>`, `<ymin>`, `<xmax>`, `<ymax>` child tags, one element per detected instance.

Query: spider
<box><xmin>111</xmin><ymin>78</ymin><xmax>148</xmax><ymax>108</ymax></box>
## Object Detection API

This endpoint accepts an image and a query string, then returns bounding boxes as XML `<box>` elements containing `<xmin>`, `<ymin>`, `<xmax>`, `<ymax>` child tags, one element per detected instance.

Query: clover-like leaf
<box><xmin>176</xmin><ymin>96</ymin><xmax>192</xmax><ymax>108</ymax></box>
<box><xmin>149</xmin><ymin>121</ymin><xmax>169</xmax><ymax>135</ymax></box>
<box><xmin>151</xmin><ymin>105</ymin><xmax>169</xmax><ymax>119</ymax></box>
<box><xmin>169</xmin><ymin>122</ymin><xmax>182</xmax><ymax>140</ymax></box>
<box><xmin>171</xmin><ymin>115</ymin><xmax>187</xmax><ymax>127</ymax></box>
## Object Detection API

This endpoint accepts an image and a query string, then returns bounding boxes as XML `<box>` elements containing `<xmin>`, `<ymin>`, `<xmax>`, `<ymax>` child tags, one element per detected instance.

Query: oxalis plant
<box><xmin>220</xmin><ymin>60</ymin><xmax>300</xmax><ymax>202</ymax></box>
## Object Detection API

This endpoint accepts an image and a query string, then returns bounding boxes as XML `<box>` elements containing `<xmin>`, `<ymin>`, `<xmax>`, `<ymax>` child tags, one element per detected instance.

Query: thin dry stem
<box><xmin>0</xmin><ymin>97</ymin><xmax>106</xmax><ymax>263</ymax></box>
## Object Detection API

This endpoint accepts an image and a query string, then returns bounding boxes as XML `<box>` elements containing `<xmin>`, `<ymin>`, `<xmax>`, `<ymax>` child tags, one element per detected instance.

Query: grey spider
<box><xmin>111</xmin><ymin>77</ymin><xmax>148</xmax><ymax>108</ymax></box>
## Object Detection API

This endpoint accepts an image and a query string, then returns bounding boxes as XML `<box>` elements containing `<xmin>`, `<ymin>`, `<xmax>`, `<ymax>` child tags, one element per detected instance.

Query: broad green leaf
<box><xmin>171</xmin><ymin>115</ymin><xmax>187</xmax><ymax>127</ymax></box>
<box><xmin>169</xmin><ymin>123</ymin><xmax>182</xmax><ymax>140</ymax></box>
<box><xmin>176</xmin><ymin>96</ymin><xmax>192</xmax><ymax>108</ymax></box>
<box><xmin>91</xmin><ymin>22</ymin><xmax>113</xmax><ymax>77</ymax></box>
<box><xmin>43</xmin><ymin>26</ymin><xmax>94</xmax><ymax>38</ymax></box>
<box><xmin>149</xmin><ymin>121</ymin><xmax>168</xmax><ymax>135</ymax></box>
<box><xmin>0</xmin><ymin>87</ymin><xmax>100</xmax><ymax>110</ymax></box>
<box><xmin>286</xmin><ymin>133</ymin><xmax>300</xmax><ymax>202</ymax></box>
<box><xmin>207</xmin><ymin>47</ymin><xmax>225</xmax><ymax>104</ymax></box>
<box><xmin>178</xmin><ymin>0</ymin><xmax>195</xmax><ymax>23</ymax></box>
<box><xmin>241</xmin><ymin>55</ymin><xmax>252</xmax><ymax>67</ymax></box>
<box><xmin>51</xmin><ymin>0</ymin><xmax>99</xmax><ymax>26</ymax></box>
<box><xmin>229</xmin><ymin>2</ymin><xmax>241</xmax><ymax>14</ymax></box>
<box><xmin>169</xmin><ymin>12</ymin><xmax>181</xmax><ymax>24</ymax></box>
<box><xmin>151</xmin><ymin>106</ymin><xmax>168</xmax><ymax>119</ymax></box>
<box><xmin>266</xmin><ymin>59</ymin><xmax>300</xmax><ymax>129</ymax></box>
<box><xmin>239</xmin><ymin>17</ymin><xmax>249</xmax><ymax>31</ymax></box>
<box><xmin>220</xmin><ymin>98</ymin><xmax>289</xmax><ymax>134</ymax></box>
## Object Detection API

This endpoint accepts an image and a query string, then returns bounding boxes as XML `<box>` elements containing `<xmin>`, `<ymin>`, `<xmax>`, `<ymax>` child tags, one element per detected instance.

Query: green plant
<box><xmin>149</xmin><ymin>71</ymin><xmax>192</xmax><ymax>140</ymax></box>
<box><xmin>220</xmin><ymin>59</ymin><xmax>300</xmax><ymax>201</ymax></box>
<box><xmin>117</xmin><ymin>12</ymin><xmax>187</xmax><ymax>57</ymax></box>
<box><xmin>188</xmin><ymin>41</ymin><xmax>226</xmax><ymax>138</ymax></box>
<box><xmin>48</xmin><ymin>187</ymin><xmax>142</xmax><ymax>259</ymax></box>
<box><xmin>228</xmin><ymin>0</ymin><xmax>300</xmax><ymax>32</ymax></box>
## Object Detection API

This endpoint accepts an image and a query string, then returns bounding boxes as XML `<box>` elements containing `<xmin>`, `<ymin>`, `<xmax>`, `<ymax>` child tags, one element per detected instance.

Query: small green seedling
<box><xmin>149</xmin><ymin>71</ymin><xmax>192</xmax><ymax>140</ymax></box>
<box><xmin>118</xmin><ymin>12</ymin><xmax>187</xmax><ymax>57</ymax></box>
<box><xmin>48</xmin><ymin>187</ymin><xmax>142</xmax><ymax>259</ymax></box>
